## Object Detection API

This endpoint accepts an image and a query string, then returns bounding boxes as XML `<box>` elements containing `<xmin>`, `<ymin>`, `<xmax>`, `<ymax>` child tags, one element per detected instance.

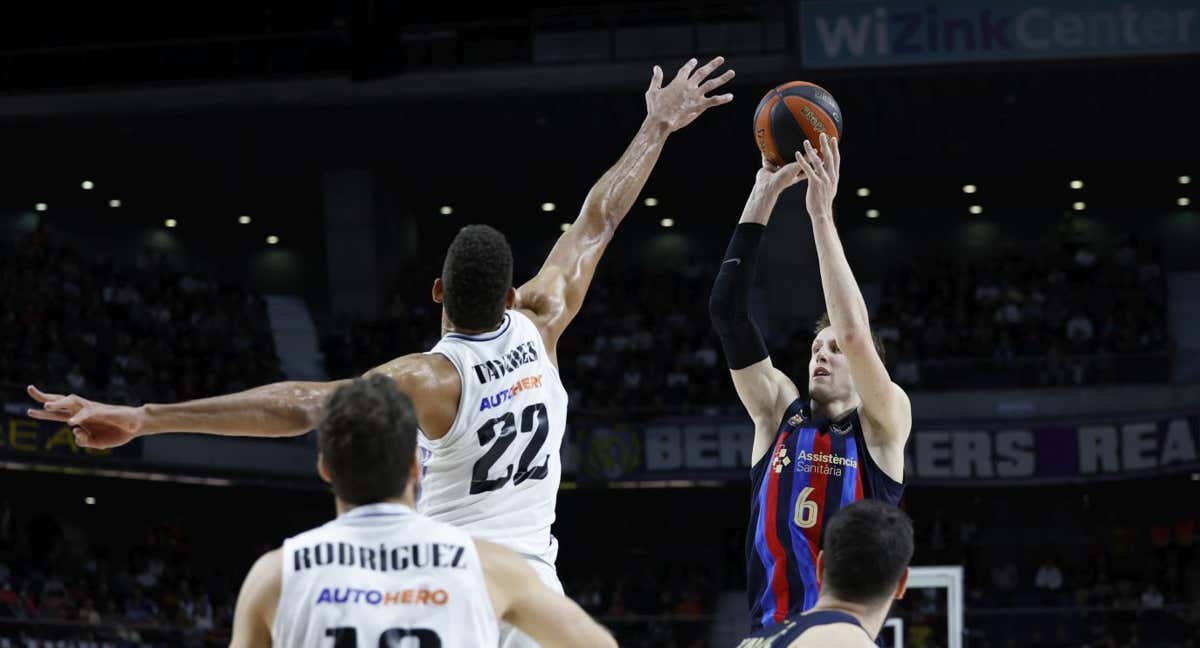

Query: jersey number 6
<box><xmin>470</xmin><ymin>402</ymin><xmax>552</xmax><ymax>494</ymax></box>
<box><xmin>793</xmin><ymin>486</ymin><xmax>818</xmax><ymax>529</ymax></box>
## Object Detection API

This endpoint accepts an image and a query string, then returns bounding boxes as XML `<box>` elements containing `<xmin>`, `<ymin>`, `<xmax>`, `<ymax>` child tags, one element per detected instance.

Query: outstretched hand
<box><xmin>26</xmin><ymin>385</ymin><xmax>146</xmax><ymax>449</ymax></box>
<box><xmin>755</xmin><ymin>152</ymin><xmax>808</xmax><ymax>196</ymax></box>
<box><xmin>645</xmin><ymin>56</ymin><xmax>735</xmax><ymax>133</ymax></box>
<box><xmin>792</xmin><ymin>132</ymin><xmax>841</xmax><ymax>219</ymax></box>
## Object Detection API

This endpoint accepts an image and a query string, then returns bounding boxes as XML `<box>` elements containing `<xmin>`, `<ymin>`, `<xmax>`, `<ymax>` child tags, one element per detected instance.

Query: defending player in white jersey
<box><xmin>230</xmin><ymin>375</ymin><xmax>615</xmax><ymax>648</ymax></box>
<box><xmin>28</xmin><ymin>56</ymin><xmax>736</xmax><ymax>648</ymax></box>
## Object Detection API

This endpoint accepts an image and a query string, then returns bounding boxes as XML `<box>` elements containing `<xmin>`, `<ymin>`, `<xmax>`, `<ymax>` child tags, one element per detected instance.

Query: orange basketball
<box><xmin>753</xmin><ymin>81</ymin><xmax>843</xmax><ymax>167</ymax></box>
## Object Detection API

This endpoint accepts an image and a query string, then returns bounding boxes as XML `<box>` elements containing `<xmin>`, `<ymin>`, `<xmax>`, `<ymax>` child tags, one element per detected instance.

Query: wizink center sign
<box><xmin>800</xmin><ymin>0</ymin><xmax>1200</xmax><ymax>68</ymax></box>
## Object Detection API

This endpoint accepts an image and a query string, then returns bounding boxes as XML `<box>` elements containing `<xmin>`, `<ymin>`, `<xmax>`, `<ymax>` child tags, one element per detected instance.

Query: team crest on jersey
<box><xmin>788</xmin><ymin>413</ymin><xmax>803</xmax><ymax>426</ymax></box>
<box><xmin>772</xmin><ymin>446</ymin><xmax>791</xmax><ymax>474</ymax></box>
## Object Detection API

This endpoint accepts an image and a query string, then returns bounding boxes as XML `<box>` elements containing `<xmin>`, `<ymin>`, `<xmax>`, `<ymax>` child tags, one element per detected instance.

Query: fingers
<box><xmin>793</xmin><ymin>149</ymin><xmax>817</xmax><ymax>182</ymax></box>
<box><xmin>699</xmin><ymin>69</ymin><xmax>736</xmax><ymax>95</ymax></box>
<box><xmin>705</xmin><ymin>93</ymin><xmax>734</xmax><ymax>107</ymax></box>
<box><xmin>67</xmin><ymin>407</ymin><xmax>92</xmax><ymax>427</ymax></box>
<box><xmin>803</xmin><ymin>139</ymin><xmax>830</xmax><ymax>184</ymax></box>
<box><xmin>649</xmin><ymin>65</ymin><xmax>663</xmax><ymax>91</ymax></box>
<box><xmin>27</xmin><ymin>385</ymin><xmax>63</xmax><ymax>404</ymax></box>
<box><xmin>74</xmin><ymin>427</ymin><xmax>96</xmax><ymax>449</ymax></box>
<box><xmin>819</xmin><ymin>133</ymin><xmax>838</xmax><ymax>178</ymax></box>
<box><xmin>828</xmin><ymin>135</ymin><xmax>841</xmax><ymax>173</ymax></box>
<box><xmin>674</xmin><ymin>58</ymin><xmax>698</xmax><ymax>81</ymax></box>
<box><xmin>691</xmin><ymin>56</ymin><xmax>726</xmax><ymax>83</ymax></box>
<box><xmin>27</xmin><ymin>408</ymin><xmax>71</xmax><ymax>423</ymax></box>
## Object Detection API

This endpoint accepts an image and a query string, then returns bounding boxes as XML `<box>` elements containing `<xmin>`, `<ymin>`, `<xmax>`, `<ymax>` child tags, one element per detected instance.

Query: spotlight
<box><xmin>866</xmin><ymin>209</ymin><xmax>880</xmax><ymax>219</ymax></box>
<box><xmin>85</xmin><ymin>497</ymin><xmax>96</xmax><ymax>505</ymax></box>
<box><xmin>660</xmin><ymin>218</ymin><xmax>674</xmax><ymax>228</ymax></box>
<box><xmin>81</xmin><ymin>180</ymin><xmax>94</xmax><ymax>190</ymax></box>
<box><xmin>35</xmin><ymin>203</ymin><xmax>47</xmax><ymax>212</ymax></box>
<box><xmin>1069</xmin><ymin>180</ymin><xmax>1083</xmax><ymax>190</ymax></box>
<box><xmin>238</xmin><ymin>215</ymin><xmax>252</xmax><ymax>224</ymax></box>
<box><xmin>1179</xmin><ymin>197</ymin><xmax>1192</xmax><ymax>207</ymax></box>
<box><xmin>108</xmin><ymin>199</ymin><xmax>121</xmax><ymax>208</ymax></box>
<box><xmin>962</xmin><ymin>184</ymin><xmax>977</xmax><ymax>194</ymax></box>
<box><xmin>644</xmin><ymin>197</ymin><xmax>659</xmax><ymax>207</ymax></box>
<box><xmin>856</xmin><ymin>187</ymin><xmax>870</xmax><ymax>197</ymax></box>
<box><xmin>267</xmin><ymin>235</ymin><xmax>279</xmax><ymax>245</ymax></box>
<box><xmin>439</xmin><ymin>206</ymin><xmax>453</xmax><ymax>215</ymax></box>
<box><xmin>541</xmin><ymin>202</ymin><xmax>556</xmax><ymax>212</ymax></box>
<box><xmin>1180</xmin><ymin>176</ymin><xmax>1192</xmax><ymax>185</ymax></box>
<box><xmin>969</xmin><ymin>205</ymin><xmax>983</xmax><ymax>215</ymax></box>
<box><xmin>1072</xmin><ymin>202</ymin><xmax>1086</xmax><ymax>211</ymax></box>
<box><xmin>164</xmin><ymin>219</ymin><xmax>177</xmax><ymax>228</ymax></box>
<box><xmin>560</xmin><ymin>223</ymin><xmax>570</xmax><ymax>232</ymax></box>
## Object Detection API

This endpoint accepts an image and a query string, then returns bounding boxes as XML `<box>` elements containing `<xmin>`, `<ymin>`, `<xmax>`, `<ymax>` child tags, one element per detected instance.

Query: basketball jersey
<box><xmin>746</xmin><ymin>400</ymin><xmax>905</xmax><ymax>630</ymax></box>
<box><xmin>419</xmin><ymin>310</ymin><xmax>568</xmax><ymax>565</ymax></box>
<box><xmin>736</xmin><ymin>610</ymin><xmax>867</xmax><ymax>647</ymax></box>
<box><xmin>273</xmin><ymin>503</ymin><xmax>498</xmax><ymax>648</ymax></box>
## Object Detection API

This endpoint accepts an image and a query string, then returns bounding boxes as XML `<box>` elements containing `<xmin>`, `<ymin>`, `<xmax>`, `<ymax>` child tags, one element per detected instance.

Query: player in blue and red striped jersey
<box><xmin>708</xmin><ymin>132</ymin><xmax>911</xmax><ymax>631</ymax></box>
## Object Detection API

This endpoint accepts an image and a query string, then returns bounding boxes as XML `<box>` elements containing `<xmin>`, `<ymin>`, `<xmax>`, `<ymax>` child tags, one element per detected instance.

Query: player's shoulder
<box><xmin>788</xmin><ymin>623</ymin><xmax>874</xmax><ymax>648</ymax></box>
<box><xmin>366</xmin><ymin>352</ymin><xmax>459</xmax><ymax>392</ymax></box>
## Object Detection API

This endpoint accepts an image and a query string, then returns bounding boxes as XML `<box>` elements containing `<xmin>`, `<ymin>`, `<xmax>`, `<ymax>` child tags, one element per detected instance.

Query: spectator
<box><xmin>1035</xmin><ymin>557</ymin><xmax>1064</xmax><ymax>604</ymax></box>
<box><xmin>1140</xmin><ymin>583</ymin><xmax>1164</xmax><ymax>610</ymax></box>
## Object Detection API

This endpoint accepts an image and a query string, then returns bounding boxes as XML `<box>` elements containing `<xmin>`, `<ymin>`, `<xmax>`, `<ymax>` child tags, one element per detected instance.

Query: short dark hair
<box><xmin>814</xmin><ymin>312</ymin><xmax>886</xmax><ymax>364</ymax></box>
<box><xmin>822</xmin><ymin>500</ymin><xmax>914</xmax><ymax>604</ymax></box>
<box><xmin>442</xmin><ymin>225</ymin><xmax>513</xmax><ymax>330</ymax></box>
<box><xmin>318</xmin><ymin>374</ymin><xmax>418</xmax><ymax>505</ymax></box>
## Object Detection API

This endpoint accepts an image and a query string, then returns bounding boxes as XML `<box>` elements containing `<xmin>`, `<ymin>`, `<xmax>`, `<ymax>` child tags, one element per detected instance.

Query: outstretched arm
<box><xmin>517</xmin><ymin>56</ymin><xmax>735</xmax><ymax>361</ymax></box>
<box><xmin>793</xmin><ymin>134</ymin><xmax>911</xmax><ymax>475</ymax></box>
<box><xmin>25</xmin><ymin>352</ymin><xmax>449</xmax><ymax>449</ymax></box>
<box><xmin>229</xmin><ymin>548</ymin><xmax>281</xmax><ymax>648</ymax></box>
<box><xmin>710</xmin><ymin>154</ymin><xmax>808</xmax><ymax>466</ymax></box>
<box><xmin>477</xmin><ymin>539</ymin><xmax>616</xmax><ymax>648</ymax></box>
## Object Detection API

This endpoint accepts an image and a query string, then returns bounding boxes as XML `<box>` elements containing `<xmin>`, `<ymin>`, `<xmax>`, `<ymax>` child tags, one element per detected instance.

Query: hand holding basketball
<box><xmin>792</xmin><ymin>133</ymin><xmax>841</xmax><ymax>220</ymax></box>
<box><xmin>26</xmin><ymin>385</ymin><xmax>147</xmax><ymax>449</ymax></box>
<box><xmin>645</xmin><ymin>56</ymin><xmax>735</xmax><ymax>133</ymax></box>
<box><xmin>754</xmin><ymin>153</ymin><xmax>808</xmax><ymax>197</ymax></box>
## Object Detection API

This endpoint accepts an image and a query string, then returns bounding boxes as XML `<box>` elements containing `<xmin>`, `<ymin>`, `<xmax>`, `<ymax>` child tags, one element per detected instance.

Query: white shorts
<box><xmin>498</xmin><ymin>555</ymin><xmax>565</xmax><ymax>648</ymax></box>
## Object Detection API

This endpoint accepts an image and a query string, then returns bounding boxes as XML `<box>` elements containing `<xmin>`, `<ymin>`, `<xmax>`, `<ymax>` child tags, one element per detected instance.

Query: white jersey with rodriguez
<box><xmin>272</xmin><ymin>503</ymin><xmax>498</xmax><ymax>648</ymax></box>
<box><xmin>419</xmin><ymin>310</ymin><xmax>568</xmax><ymax>565</ymax></box>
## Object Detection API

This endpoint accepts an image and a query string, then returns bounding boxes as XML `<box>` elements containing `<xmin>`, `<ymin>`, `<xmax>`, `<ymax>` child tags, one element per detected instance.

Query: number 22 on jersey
<box><xmin>469</xmin><ymin>402</ymin><xmax>551</xmax><ymax>495</ymax></box>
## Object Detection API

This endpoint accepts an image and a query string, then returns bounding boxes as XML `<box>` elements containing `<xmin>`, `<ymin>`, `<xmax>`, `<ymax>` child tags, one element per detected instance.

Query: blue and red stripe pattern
<box><xmin>746</xmin><ymin>400</ymin><xmax>904</xmax><ymax>631</ymax></box>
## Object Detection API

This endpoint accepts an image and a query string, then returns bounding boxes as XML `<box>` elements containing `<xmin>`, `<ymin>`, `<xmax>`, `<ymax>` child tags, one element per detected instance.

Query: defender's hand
<box><xmin>792</xmin><ymin>133</ymin><xmax>841</xmax><ymax>219</ymax></box>
<box><xmin>645</xmin><ymin>56</ymin><xmax>735</xmax><ymax>133</ymax></box>
<box><xmin>27</xmin><ymin>385</ymin><xmax>146</xmax><ymax>449</ymax></box>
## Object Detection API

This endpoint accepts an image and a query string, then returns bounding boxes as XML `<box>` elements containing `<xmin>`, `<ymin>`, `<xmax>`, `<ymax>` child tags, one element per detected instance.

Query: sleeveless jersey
<box><xmin>746</xmin><ymin>400</ymin><xmax>905</xmax><ymax>630</ymax></box>
<box><xmin>272</xmin><ymin>503</ymin><xmax>498</xmax><ymax>648</ymax></box>
<box><xmin>419</xmin><ymin>310</ymin><xmax>568</xmax><ymax>564</ymax></box>
<box><xmin>736</xmin><ymin>610</ymin><xmax>868</xmax><ymax>647</ymax></box>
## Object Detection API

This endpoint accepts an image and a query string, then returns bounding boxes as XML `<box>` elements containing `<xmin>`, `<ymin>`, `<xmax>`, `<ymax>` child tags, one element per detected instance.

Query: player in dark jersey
<box><xmin>709</xmin><ymin>133</ymin><xmax>912</xmax><ymax>630</ymax></box>
<box><xmin>736</xmin><ymin>500</ymin><xmax>914</xmax><ymax>648</ymax></box>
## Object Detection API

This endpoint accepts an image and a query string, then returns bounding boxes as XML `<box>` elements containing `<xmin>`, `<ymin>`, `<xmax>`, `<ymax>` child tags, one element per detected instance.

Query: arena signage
<box><xmin>564</xmin><ymin>411</ymin><xmax>1200</xmax><ymax>485</ymax></box>
<box><xmin>800</xmin><ymin>0</ymin><xmax>1200</xmax><ymax>68</ymax></box>
<box><xmin>0</xmin><ymin>415</ymin><xmax>141</xmax><ymax>460</ymax></box>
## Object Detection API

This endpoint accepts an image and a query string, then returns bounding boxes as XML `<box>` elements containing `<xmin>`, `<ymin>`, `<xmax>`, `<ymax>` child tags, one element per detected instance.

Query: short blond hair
<box><xmin>813</xmin><ymin>312</ymin><xmax>887</xmax><ymax>364</ymax></box>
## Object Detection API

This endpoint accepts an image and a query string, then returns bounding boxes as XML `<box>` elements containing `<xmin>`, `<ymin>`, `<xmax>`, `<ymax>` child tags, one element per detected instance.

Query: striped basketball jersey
<box><xmin>736</xmin><ymin>610</ymin><xmax>868</xmax><ymax>647</ymax></box>
<box><xmin>746</xmin><ymin>399</ymin><xmax>904</xmax><ymax>630</ymax></box>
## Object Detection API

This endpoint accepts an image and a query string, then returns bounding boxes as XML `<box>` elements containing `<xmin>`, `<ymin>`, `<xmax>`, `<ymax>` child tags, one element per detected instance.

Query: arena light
<box><xmin>866</xmin><ymin>209</ymin><xmax>880</xmax><ymax>219</ymax></box>
<box><xmin>962</xmin><ymin>184</ymin><xmax>977</xmax><ymax>194</ymax></box>
<box><xmin>560</xmin><ymin>222</ymin><xmax>570</xmax><ymax>232</ymax></box>
<box><xmin>81</xmin><ymin>180</ymin><xmax>94</xmax><ymax>190</ymax></box>
<box><xmin>1180</xmin><ymin>197</ymin><xmax>1192</xmax><ymax>207</ymax></box>
<box><xmin>238</xmin><ymin>215</ymin><xmax>252</xmax><ymax>224</ymax></box>
<box><xmin>84</xmin><ymin>496</ymin><xmax>96</xmax><ymax>505</ymax></box>
<box><xmin>35</xmin><ymin>202</ymin><xmax>47</xmax><ymax>212</ymax></box>
<box><xmin>660</xmin><ymin>218</ymin><xmax>675</xmax><ymax>228</ymax></box>
<box><xmin>266</xmin><ymin>235</ymin><xmax>279</xmax><ymax>245</ymax></box>
<box><xmin>968</xmin><ymin>205</ymin><xmax>983</xmax><ymax>215</ymax></box>
<box><xmin>1072</xmin><ymin>201</ymin><xmax>1086</xmax><ymax>211</ymax></box>
<box><xmin>164</xmin><ymin>218</ymin><xmax>177</xmax><ymax>228</ymax></box>
<box><xmin>856</xmin><ymin>187</ymin><xmax>870</xmax><ymax>197</ymax></box>
<box><xmin>643</xmin><ymin>197</ymin><xmax>659</xmax><ymax>207</ymax></box>
<box><xmin>108</xmin><ymin>199</ymin><xmax>121</xmax><ymax>208</ymax></box>
<box><xmin>1069</xmin><ymin>180</ymin><xmax>1084</xmax><ymax>190</ymax></box>
<box><xmin>1180</xmin><ymin>175</ymin><xmax>1192</xmax><ymax>185</ymax></box>
<box><xmin>541</xmin><ymin>202</ymin><xmax>556</xmax><ymax>212</ymax></box>
<box><xmin>439</xmin><ymin>205</ymin><xmax>453</xmax><ymax>215</ymax></box>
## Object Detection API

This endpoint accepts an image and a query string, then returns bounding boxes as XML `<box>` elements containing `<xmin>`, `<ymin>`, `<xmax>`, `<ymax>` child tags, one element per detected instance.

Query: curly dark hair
<box><xmin>442</xmin><ymin>225</ymin><xmax>513</xmax><ymax>330</ymax></box>
<box><xmin>318</xmin><ymin>374</ymin><xmax>418</xmax><ymax>505</ymax></box>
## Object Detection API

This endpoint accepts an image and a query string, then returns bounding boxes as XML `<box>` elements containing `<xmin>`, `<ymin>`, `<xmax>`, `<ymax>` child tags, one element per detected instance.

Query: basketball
<box><xmin>753</xmin><ymin>81</ymin><xmax>843</xmax><ymax>167</ymax></box>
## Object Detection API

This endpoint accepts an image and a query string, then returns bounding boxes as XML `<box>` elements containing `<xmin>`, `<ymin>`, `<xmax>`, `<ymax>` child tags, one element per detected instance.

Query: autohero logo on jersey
<box><xmin>316</xmin><ymin>586</ymin><xmax>449</xmax><ymax>607</ymax></box>
<box><xmin>471</xmin><ymin>341</ymin><xmax>538</xmax><ymax>384</ymax></box>
<box><xmin>480</xmin><ymin>374</ymin><xmax>543</xmax><ymax>411</ymax></box>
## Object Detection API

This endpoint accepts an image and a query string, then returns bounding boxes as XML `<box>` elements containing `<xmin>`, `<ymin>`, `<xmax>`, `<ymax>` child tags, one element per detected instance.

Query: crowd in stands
<box><xmin>0</xmin><ymin>228</ymin><xmax>282</xmax><ymax>407</ymax></box>
<box><xmin>324</xmin><ymin>237</ymin><xmax>1173</xmax><ymax>414</ymax></box>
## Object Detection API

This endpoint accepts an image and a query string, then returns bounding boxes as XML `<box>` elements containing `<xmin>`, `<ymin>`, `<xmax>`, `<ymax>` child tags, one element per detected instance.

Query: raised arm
<box><xmin>709</xmin><ymin>154</ymin><xmax>808</xmax><ymax>466</ymax></box>
<box><xmin>229</xmin><ymin>548</ymin><xmax>282</xmax><ymax>648</ymax></box>
<box><xmin>517</xmin><ymin>56</ymin><xmax>735</xmax><ymax>360</ymax></box>
<box><xmin>476</xmin><ymin>539</ymin><xmax>616</xmax><ymax>648</ymax></box>
<box><xmin>793</xmin><ymin>134</ymin><xmax>911</xmax><ymax>475</ymax></box>
<box><xmin>26</xmin><ymin>352</ymin><xmax>456</xmax><ymax>449</ymax></box>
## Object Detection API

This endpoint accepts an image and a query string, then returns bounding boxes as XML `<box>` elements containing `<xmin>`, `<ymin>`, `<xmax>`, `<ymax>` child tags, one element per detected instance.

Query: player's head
<box><xmin>816</xmin><ymin>500</ymin><xmax>913</xmax><ymax>608</ymax></box>
<box><xmin>807</xmin><ymin>312</ymin><xmax>886</xmax><ymax>405</ymax></box>
<box><xmin>433</xmin><ymin>225</ymin><xmax>516</xmax><ymax>333</ymax></box>
<box><xmin>316</xmin><ymin>374</ymin><xmax>419</xmax><ymax>506</ymax></box>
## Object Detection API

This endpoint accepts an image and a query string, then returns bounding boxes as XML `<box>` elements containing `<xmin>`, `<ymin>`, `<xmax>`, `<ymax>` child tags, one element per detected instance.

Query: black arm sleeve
<box><xmin>708</xmin><ymin>222</ymin><xmax>769</xmax><ymax>370</ymax></box>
